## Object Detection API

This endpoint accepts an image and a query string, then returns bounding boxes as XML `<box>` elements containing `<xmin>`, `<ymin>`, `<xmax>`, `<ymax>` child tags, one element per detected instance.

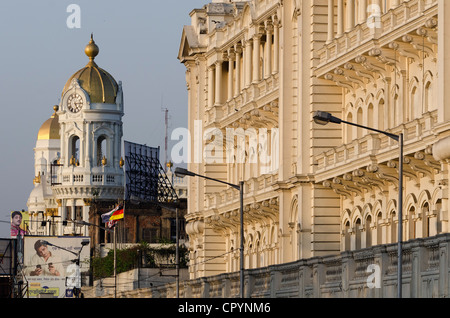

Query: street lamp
<box><xmin>175</xmin><ymin>167</ymin><xmax>245</xmax><ymax>298</ymax></box>
<box><xmin>313</xmin><ymin>111</ymin><xmax>404</xmax><ymax>298</ymax></box>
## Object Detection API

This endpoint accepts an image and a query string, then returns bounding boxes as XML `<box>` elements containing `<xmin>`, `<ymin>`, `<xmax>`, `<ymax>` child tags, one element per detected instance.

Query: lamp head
<box><xmin>313</xmin><ymin>111</ymin><xmax>342</xmax><ymax>125</ymax></box>
<box><xmin>174</xmin><ymin>167</ymin><xmax>195</xmax><ymax>177</ymax></box>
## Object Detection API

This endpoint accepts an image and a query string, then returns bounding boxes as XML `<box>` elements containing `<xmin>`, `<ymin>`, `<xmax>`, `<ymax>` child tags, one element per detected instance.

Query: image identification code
<box><xmin>178</xmin><ymin>302</ymin><xmax>271</xmax><ymax>315</ymax></box>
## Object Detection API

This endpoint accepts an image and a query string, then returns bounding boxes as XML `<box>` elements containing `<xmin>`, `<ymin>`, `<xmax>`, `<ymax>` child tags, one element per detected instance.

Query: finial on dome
<box><xmin>85</xmin><ymin>33</ymin><xmax>99</xmax><ymax>62</ymax></box>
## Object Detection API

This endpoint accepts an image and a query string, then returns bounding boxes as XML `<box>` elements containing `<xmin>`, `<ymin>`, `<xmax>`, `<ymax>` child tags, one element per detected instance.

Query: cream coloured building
<box><xmin>178</xmin><ymin>0</ymin><xmax>447</xmax><ymax>280</ymax></box>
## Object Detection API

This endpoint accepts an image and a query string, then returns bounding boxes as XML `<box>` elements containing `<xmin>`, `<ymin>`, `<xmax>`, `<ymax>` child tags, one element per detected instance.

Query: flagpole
<box><xmin>114</xmin><ymin>225</ymin><xmax>117</xmax><ymax>298</ymax></box>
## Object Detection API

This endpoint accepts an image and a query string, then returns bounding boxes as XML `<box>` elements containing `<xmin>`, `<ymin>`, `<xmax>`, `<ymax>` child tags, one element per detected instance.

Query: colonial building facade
<box><xmin>178</xmin><ymin>0</ymin><xmax>447</xmax><ymax>279</ymax></box>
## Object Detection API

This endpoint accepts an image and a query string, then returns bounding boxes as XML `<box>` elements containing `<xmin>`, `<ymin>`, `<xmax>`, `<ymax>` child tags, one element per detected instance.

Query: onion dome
<box><xmin>62</xmin><ymin>34</ymin><xmax>118</xmax><ymax>104</ymax></box>
<box><xmin>37</xmin><ymin>105</ymin><xmax>60</xmax><ymax>140</ymax></box>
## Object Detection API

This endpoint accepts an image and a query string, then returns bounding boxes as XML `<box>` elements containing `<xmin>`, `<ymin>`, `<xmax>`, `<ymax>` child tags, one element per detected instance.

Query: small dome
<box><xmin>38</xmin><ymin>106</ymin><xmax>60</xmax><ymax>140</ymax></box>
<box><xmin>62</xmin><ymin>34</ymin><xmax>118</xmax><ymax>104</ymax></box>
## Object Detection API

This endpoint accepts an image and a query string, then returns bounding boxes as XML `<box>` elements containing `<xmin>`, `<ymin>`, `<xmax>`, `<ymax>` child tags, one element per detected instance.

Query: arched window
<box><xmin>367</xmin><ymin>103</ymin><xmax>374</xmax><ymax>129</ymax></box>
<box><xmin>365</xmin><ymin>215</ymin><xmax>372</xmax><ymax>248</ymax></box>
<box><xmin>357</xmin><ymin>107</ymin><xmax>363</xmax><ymax>139</ymax></box>
<box><xmin>376</xmin><ymin>211</ymin><xmax>383</xmax><ymax>245</ymax></box>
<box><xmin>393</xmin><ymin>90</ymin><xmax>400</xmax><ymax>127</ymax></box>
<box><xmin>346</xmin><ymin>112</ymin><xmax>353</xmax><ymax>144</ymax></box>
<box><xmin>422</xmin><ymin>202</ymin><xmax>430</xmax><ymax>237</ymax></box>
<box><xmin>408</xmin><ymin>206</ymin><xmax>416</xmax><ymax>240</ymax></box>
<box><xmin>344</xmin><ymin>221</ymin><xmax>351</xmax><ymax>251</ymax></box>
<box><xmin>390</xmin><ymin>211</ymin><xmax>397</xmax><ymax>243</ymax></box>
<box><xmin>424</xmin><ymin>81</ymin><xmax>432</xmax><ymax>113</ymax></box>
<box><xmin>355</xmin><ymin>218</ymin><xmax>362</xmax><ymax>250</ymax></box>
<box><xmin>97</xmin><ymin>135</ymin><xmax>108</xmax><ymax>166</ymax></box>
<box><xmin>70</xmin><ymin>136</ymin><xmax>80</xmax><ymax>166</ymax></box>
<box><xmin>410</xmin><ymin>85</ymin><xmax>419</xmax><ymax>120</ymax></box>
<box><xmin>378</xmin><ymin>99</ymin><xmax>385</xmax><ymax>131</ymax></box>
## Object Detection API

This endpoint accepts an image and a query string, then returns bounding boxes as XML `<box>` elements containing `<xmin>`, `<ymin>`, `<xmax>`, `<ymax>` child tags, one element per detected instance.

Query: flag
<box><xmin>106</xmin><ymin>220</ymin><xmax>117</xmax><ymax>229</ymax></box>
<box><xmin>101</xmin><ymin>204</ymin><xmax>124</xmax><ymax>223</ymax></box>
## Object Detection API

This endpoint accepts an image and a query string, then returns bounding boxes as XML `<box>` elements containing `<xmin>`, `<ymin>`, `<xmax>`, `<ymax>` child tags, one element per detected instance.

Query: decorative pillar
<box><xmin>234</xmin><ymin>43</ymin><xmax>242</xmax><ymax>96</ymax></box>
<box><xmin>272</xmin><ymin>17</ymin><xmax>279</xmax><ymax>74</ymax></box>
<box><xmin>208</xmin><ymin>65</ymin><xmax>215</xmax><ymax>108</ymax></box>
<box><xmin>327</xmin><ymin>0</ymin><xmax>334</xmax><ymax>43</ymax></box>
<box><xmin>337</xmin><ymin>0</ymin><xmax>344</xmax><ymax>37</ymax></box>
<box><xmin>252</xmin><ymin>33</ymin><xmax>261</xmax><ymax>83</ymax></box>
<box><xmin>359</xmin><ymin>0</ymin><xmax>367</xmax><ymax>24</ymax></box>
<box><xmin>215</xmin><ymin>60</ymin><xmax>223</xmax><ymax>105</ymax></box>
<box><xmin>244</xmin><ymin>39</ymin><xmax>252</xmax><ymax>87</ymax></box>
<box><xmin>265</xmin><ymin>20</ymin><xmax>273</xmax><ymax>78</ymax></box>
<box><xmin>346</xmin><ymin>0</ymin><xmax>355</xmax><ymax>32</ymax></box>
<box><xmin>227</xmin><ymin>49</ymin><xmax>235</xmax><ymax>101</ymax></box>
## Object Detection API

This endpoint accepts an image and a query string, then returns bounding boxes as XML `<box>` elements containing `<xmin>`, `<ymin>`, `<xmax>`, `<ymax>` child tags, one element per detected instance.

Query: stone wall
<box><xmin>98</xmin><ymin>233</ymin><xmax>450</xmax><ymax>298</ymax></box>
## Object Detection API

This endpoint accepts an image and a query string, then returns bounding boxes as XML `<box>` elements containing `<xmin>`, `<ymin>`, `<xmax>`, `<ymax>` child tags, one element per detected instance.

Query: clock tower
<box><xmin>52</xmin><ymin>35</ymin><xmax>125</xmax><ymax>235</ymax></box>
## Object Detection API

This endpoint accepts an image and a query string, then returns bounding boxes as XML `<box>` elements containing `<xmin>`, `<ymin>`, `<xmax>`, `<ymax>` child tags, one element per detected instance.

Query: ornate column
<box><xmin>244</xmin><ymin>39</ymin><xmax>252</xmax><ymax>87</ymax></box>
<box><xmin>227</xmin><ymin>49</ymin><xmax>235</xmax><ymax>101</ymax></box>
<box><xmin>234</xmin><ymin>42</ymin><xmax>242</xmax><ymax>96</ymax></box>
<box><xmin>327</xmin><ymin>0</ymin><xmax>334</xmax><ymax>44</ymax></box>
<box><xmin>265</xmin><ymin>20</ymin><xmax>273</xmax><ymax>78</ymax></box>
<box><xmin>252</xmin><ymin>33</ymin><xmax>261</xmax><ymax>83</ymax></box>
<box><xmin>345</xmin><ymin>0</ymin><xmax>355</xmax><ymax>32</ymax></box>
<box><xmin>359</xmin><ymin>0</ymin><xmax>367</xmax><ymax>24</ymax></box>
<box><xmin>337</xmin><ymin>0</ymin><xmax>344</xmax><ymax>37</ymax></box>
<box><xmin>208</xmin><ymin>65</ymin><xmax>215</xmax><ymax>108</ymax></box>
<box><xmin>272</xmin><ymin>17</ymin><xmax>279</xmax><ymax>74</ymax></box>
<box><xmin>215</xmin><ymin>60</ymin><xmax>223</xmax><ymax>105</ymax></box>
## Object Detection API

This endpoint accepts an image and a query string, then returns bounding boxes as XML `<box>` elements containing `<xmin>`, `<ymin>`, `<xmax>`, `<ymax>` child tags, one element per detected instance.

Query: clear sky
<box><xmin>0</xmin><ymin>0</ymin><xmax>209</xmax><ymax>237</ymax></box>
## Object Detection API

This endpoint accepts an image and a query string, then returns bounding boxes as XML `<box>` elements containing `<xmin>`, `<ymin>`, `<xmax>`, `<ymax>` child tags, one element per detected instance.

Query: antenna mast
<box><xmin>161</xmin><ymin>96</ymin><xmax>169</xmax><ymax>171</ymax></box>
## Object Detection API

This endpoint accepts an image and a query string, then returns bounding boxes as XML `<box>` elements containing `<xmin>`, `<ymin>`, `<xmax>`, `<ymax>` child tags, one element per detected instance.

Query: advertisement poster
<box><xmin>10</xmin><ymin>210</ymin><xmax>29</xmax><ymax>238</ymax></box>
<box><xmin>24</xmin><ymin>236</ymin><xmax>90</xmax><ymax>298</ymax></box>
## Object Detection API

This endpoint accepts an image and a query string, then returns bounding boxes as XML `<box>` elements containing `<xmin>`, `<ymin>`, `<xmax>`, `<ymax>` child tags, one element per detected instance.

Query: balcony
<box><xmin>316</xmin><ymin>0</ymin><xmax>438</xmax><ymax>78</ymax></box>
<box><xmin>314</xmin><ymin>110</ymin><xmax>439</xmax><ymax>184</ymax></box>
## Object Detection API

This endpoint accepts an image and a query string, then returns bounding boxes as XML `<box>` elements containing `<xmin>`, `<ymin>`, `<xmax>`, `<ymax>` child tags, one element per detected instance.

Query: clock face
<box><xmin>67</xmin><ymin>93</ymin><xmax>83</xmax><ymax>113</ymax></box>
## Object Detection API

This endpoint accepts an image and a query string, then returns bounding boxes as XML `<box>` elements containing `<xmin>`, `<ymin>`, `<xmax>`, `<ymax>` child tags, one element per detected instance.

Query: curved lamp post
<box><xmin>313</xmin><ymin>111</ymin><xmax>404</xmax><ymax>298</ymax></box>
<box><xmin>175</xmin><ymin>167</ymin><xmax>245</xmax><ymax>298</ymax></box>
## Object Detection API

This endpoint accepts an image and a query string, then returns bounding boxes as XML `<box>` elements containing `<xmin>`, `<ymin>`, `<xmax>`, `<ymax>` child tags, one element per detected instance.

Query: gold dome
<box><xmin>62</xmin><ymin>34</ymin><xmax>118</xmax><ymax>104</ymax></box>
<box><xmin>38</xmin><ymin>106</ymin><xmax>60</xmax><ymax>140</ymax></box>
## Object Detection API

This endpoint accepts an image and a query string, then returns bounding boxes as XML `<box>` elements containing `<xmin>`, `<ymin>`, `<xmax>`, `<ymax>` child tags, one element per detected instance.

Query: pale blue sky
<box><xmin>0</xmin><ymin>0</ymin><xmax>208</xmax><ymax>237</ymax></box>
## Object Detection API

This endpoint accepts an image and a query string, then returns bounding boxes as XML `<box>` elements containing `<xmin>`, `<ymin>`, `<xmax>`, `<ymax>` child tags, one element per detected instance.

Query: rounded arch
<box><xmin>409</xmin><ymin>76</ymin><xmax>420</xmax><ymax>120</ymax></box>
<box><xmin>362</xmin><ymin>202</ymin><xmax>373</xmax><ymax>223</ymax></box>
<box><xmin>68</xmin><ymin>134</ymin><xmax>80</xmax><ymax>166</ymax></box>
<box><xmin>423</xmin><ymin>70</ymin><xmax>435</xmax><ymax>112</ymax></box>
<box><xmin>289</xmin><ymin>195</ymin><xmax>298</xmax><ymax>224</ymax></box>
<box><xmin>342</xmin><ymin>208</ymin><xmax>351</xmax><ymax>226</ymax></box>
<box><xmin>367</xmin><ymin>103</ymin><xmax>374</xmax><ymax>129</ymax></box>
<box><xmin>418</xmin><ymin>190</ymin><xmax>431</xmax><ymax>208</ymax></box>
<box><xmin>431</xmin><ymin>188</ymin><xmax>442</xmax><ymax>210</ymax></box>
<box><xmin>345</xmin><ymin>111</ymin><xmax>354</xmax><ymax>143</ymax></box>
<box><xmin>372</xmin><ymin>199</ymin><xmax>383</xmax><ymax>218</ymax></box>
<box><xmin>375</xmin><ymin>89</ymin><xmax>385</xmax><ymax>102</ymax></box>
<box><xmin>96</xmin><ymin>134</ymin><xmax>110</xmax><ymax>166</ymax></box>
<box><xmin>365</xmin><ymin>214</ymin><xmax>373</xmax><ymax>248</ymax></box>
<box><xmin>391</xmin><ymin>84</ymin><xmax>400</xmax><ymax>127</ymax></box>
<box><xmin>351</xmin><ymin>206</ymin><xmax>363</xmax><ymax>225</ymax></box>
<box><xmin>386</xmin><ymin>199</ymin><xmax>397</xmax><ymax>215</ymax></box>
<box><xmin>404</xmin><ymin>193</ymin><xmax>418</xmax><ymax>216</ymax></box>
<box><xmin>356</xmin><ymin>107</ymin><xmax>364</xmax><ymax>138</ymax></box>
<box><xmin>377</xmin><ymin>98</ymin><xmax>385</xmax><ymax>131</ymax></box>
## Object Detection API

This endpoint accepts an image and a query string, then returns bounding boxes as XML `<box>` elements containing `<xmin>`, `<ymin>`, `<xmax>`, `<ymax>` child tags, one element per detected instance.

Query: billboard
<box><xmin>23</xmin><ymin>236</ymin><xmax>90</xmax><ymax>298</ymax></box>
<box><xmin>124</xmin><ymin>140</ymin><xmax>178</xmax><ymax>203</ymax></box>
<box><xmin>0</xmin><ymin>239</ymin><xmax>15</xmax><ymax>276</ymax></box>
<box><xmin>10</xmin><ymin>210</ymin><xmax>29</xmax><ymax>238</ymax></box>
